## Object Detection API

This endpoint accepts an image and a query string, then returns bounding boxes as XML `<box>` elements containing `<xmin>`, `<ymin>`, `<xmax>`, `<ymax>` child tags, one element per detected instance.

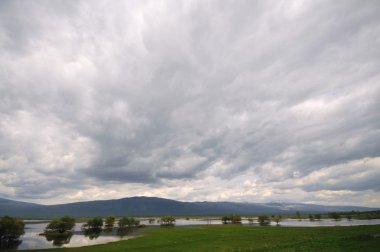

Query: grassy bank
<box><xmin>27</xmin><ymin>224</ymin><xmax>380</xmax><ymax>252</ymax></box>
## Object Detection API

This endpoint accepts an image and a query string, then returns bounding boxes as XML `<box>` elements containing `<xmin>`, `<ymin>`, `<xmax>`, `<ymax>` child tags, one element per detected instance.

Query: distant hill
<box><xmin>0</xmin><ymin>196</ymin><xmax>377</xmax><ymax>218</ymax></box>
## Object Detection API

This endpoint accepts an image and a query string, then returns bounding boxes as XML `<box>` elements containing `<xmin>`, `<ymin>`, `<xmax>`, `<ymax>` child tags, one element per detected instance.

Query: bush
<box><xmin>272</xmin><ymin>215</ymin><xmax>282</xmax><ymax>224</ymax></box>
<box><xmin>118</xmin><ymin>217</ymin><xmax>140</xmax><ymax>228</ymax></box>
<box><xmin>0</xmin><ymin>216</ymin><xmax>25</xmax><ymax>249</ymax></box>
<box><xmin>329</xmin><ymin>212</ymin><xmax>341</xmax><ymax>221</ymax></box>
<box><xmin>82</xmin><ymin>216</ymin><xmax>103</xmax><ymax>229</ymax></box>
<box><xmin>257</xmin><ymin>215</ymin><xmax>271</xmax><ymax>225</ymax></box>
<box><xmin>221</xmin><ymin>215</ymin><xmax>242</xmax><ymax>224</ymax></box>
<box><xmin>105</xmin><ymin>216</ymin><xmax>115</xmax><ymax>228</ymax></box>
<box><xmin>160</xmin><ymin>216</ymin><xmax>176</xmax><ymax>226</ymax></box>
<box><xmin>45</xmin><ymin>216</ymin><xmax>75</xmax><ymax>233</ymax></box>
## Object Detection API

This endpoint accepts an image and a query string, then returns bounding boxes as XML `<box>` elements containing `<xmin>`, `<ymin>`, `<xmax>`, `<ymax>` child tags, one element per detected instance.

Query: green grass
<box><xmin>26</xmin><ymin>225</ymin><xmax>380</xmax><ymax>252</ymax></box>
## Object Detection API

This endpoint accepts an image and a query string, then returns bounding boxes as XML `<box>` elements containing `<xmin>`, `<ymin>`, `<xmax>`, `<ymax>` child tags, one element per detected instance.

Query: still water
<box><xmin>139</xmin><ymin>218</ymin><xmax>380</xmax><ymax>227</ymax></box>
<box><xmin>17</xmin><ymin>221</ymin><xmax>139</xmax><ymax>250</ymax></box>
<box><xmin>15</xmin><ymin>218</ymin><xmax>380</xmax><ymax>250</ymax></box>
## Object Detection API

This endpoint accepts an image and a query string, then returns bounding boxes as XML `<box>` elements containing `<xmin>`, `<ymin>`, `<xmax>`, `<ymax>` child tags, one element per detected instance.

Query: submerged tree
<box><xmin>221</xmin><ymin>215</ymin><xmax>242</xmax><ymax>224</ymax></box>
<box><xmin>0</xmin><ymin>216</ymin><xmax>25</xmax><ymax>249</ymax></box>
<box><xmin>45</xmin><ymin>216</ymin><xmax>75</xmax><ymax>234</ymax></box>
<box><xmin>329</xmin><ymin>212</ymin><xmax>341</xmax><ymax>221</ymax></box>
<box><xmin>160</xmin><ymin>216</ymin><xmax>176</xmax><ymax>226</ymax></box>
<box><xmin>272</xmin><ymin>215</ymin><xmax>282</xmax><ymax>225</ymax></box>
<box><xmin>81</xmin><ymin>217</ymin><xmax>103</xmax><ymax>240</ymax></box>
<box><xmin>43</xmin><ymin>231</ymin><xmax>73</xmax><ymax>246</ymax></box>
<box><xmin>105</xmin><ymin>216</ymin><xmax>115</xmax><ymax>228</ymax></box>
<box><xmin>82</xmin><ymin>217</ymin><xmax>103</xmax><ymax>229</ymax></box>
<box><xmin>118</xmin><ymin>217</ymin><xmax>140</xmax><ymax>228</ymax></box>
<box><xmin>257</xmin><ymin>215</ymin><xmax>271</xmax><ymax>225</ymax></box>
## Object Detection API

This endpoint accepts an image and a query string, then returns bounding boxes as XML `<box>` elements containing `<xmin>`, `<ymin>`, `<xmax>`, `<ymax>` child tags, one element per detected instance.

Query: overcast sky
<box><xmin>0</xmin><ymin>0</ymin><xmax>379</xmax><ymax>206</ymax></box>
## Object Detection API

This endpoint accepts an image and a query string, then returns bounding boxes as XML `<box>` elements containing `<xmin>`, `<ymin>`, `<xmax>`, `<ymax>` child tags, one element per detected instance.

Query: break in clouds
<box><xmin>0</xmin><ymin>0</ymin><xmax>379</xmax><ymax>206</ymax></box>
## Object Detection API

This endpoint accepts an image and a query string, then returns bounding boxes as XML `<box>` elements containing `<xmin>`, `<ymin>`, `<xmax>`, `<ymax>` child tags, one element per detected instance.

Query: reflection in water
<box><xmin>117</xmin><ymin>227</ymin><xmax>136</xmax><ymax>238</ymax></box>
<box><xmin>16</xmin><ymin>218</ymin><xmax>380</xmax><ymax>250</ymax></box>
<box><xmin>83</xmin><ymin>228</ymin><xmax>102</xmax><ymax>240</ymax></box>
<box><xmin>17</xmin><ymin>222</ymin><xmax>139</xmax><ymax>250</ymax></box>
<box><xmin>42</xmin><ymin>231</ymin><xmax>73</xmax><ymax>247</ymax></box>
<box><xmin>103</xmin><ymin>227</ymin><xmax>113</xmax><ymax>234</ymax></box>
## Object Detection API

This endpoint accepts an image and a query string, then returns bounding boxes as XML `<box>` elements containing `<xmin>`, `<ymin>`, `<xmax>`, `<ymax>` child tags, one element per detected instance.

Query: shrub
<box><xmin>45</xmin><ymin>216</ymin><xmax>75</xmax><ymax>233</ymax></box>
<box><xmin>257</xmin><ymin>215</ymin><xmax>271</xmax><ymax>225</ymax></box>
<box><xmin>160</xmin><ymin>216</ymin><xmax>176</xmax><ymax>226</ymax></box>
<box><xmin>82</xmin><ymin>216</ymin><xmax>103</xmax><ymax>229</ymax></box>
<box><xmin>118</xmin><ymin>217</ymin><xmax>140</xmax><ymax>228</ymax></box>
<box><xmin>0</xmin><ymin>216</ymin><xmax>25</xmax><ymax>249</ymax></box>
<box><xmin>221</xmin><ymin>215</ymin><xmax>242</xmax><ymax>224</ymax></box>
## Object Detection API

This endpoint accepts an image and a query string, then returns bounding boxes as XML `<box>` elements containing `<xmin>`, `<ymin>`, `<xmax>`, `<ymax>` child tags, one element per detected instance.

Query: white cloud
<box><xmin>0</xmin><ymin>0</ymin><xmax>379</xmax><ymax>207</ymax></box>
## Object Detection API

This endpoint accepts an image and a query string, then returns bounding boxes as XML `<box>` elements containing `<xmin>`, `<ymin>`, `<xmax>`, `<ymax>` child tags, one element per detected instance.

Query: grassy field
<box><xmin>26</xmin><ymin>224</ymin><xmax>380</xmax><ymax>252</ymax></box>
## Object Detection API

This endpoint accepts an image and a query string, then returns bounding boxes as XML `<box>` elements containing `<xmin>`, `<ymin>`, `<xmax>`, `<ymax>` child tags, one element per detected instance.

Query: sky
<box><xmin>0</xmin><ymin>0</ymin><xmax>379</xmax><ymax>207</ymax></box>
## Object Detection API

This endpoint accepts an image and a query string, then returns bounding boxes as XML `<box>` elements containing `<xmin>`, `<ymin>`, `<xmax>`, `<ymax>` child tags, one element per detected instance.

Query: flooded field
<box><xmin>15</xmin><ymin>218</ymin><xmax>380</xmax><ymax>250</ymax></box>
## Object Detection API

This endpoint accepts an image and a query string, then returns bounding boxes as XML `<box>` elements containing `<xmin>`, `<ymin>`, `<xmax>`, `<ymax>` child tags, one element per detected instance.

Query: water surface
<box><xmin>15</xmin><ymin>218</ymin><xmax>380</xmax><ymax>250</ymax></box>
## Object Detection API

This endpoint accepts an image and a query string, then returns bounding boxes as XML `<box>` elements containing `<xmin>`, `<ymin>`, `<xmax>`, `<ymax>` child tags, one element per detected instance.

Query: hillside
<box><xmin>0</xmin><ymin>197</ymin><xmax>377</xmax><ymax>218</ymax></box>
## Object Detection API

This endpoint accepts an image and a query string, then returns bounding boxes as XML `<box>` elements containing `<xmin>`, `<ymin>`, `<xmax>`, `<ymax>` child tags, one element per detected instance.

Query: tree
<box><xmin>314</xmin><ymin>214</ymin><xmax>321</xmax><ymax>221</ymax></box>
<box><xmin>221</xmin><ymin>215</ymin><xmax>242</xmax><ymax>224</ymax></box>
<box><xmin>296</xmin><ymin>211</ymin><xmax>301</xmax><ymax>221</ymax></box>
<box><xmin>0</xmin><ymin>216</ymin><xmax>25</xmax><ymax>249</ymax></box>
<box><xmin>272</xmin><ymin>215</ymin><xmax>282</xmax><ymax>225</ymax></box>
<box><xmin>309</xmin><ymin>215</ymin><xmax>315</xmax><ymax>221</ymax></box>
<box><xmin>82</xmin><ymin>216</ymin><xmax>103</xmax><ymax>229</ymax></box>
<box><xmin>257</xmin><ymin>215</ymin><xmax>271</xmax><ymax>225</ymax></box>
<box><xmin>105</xmin><ymin>216</ymin><xmax>115</xmax><ymax>228</ymax></box>
<box><xmin>160</xmin><ymin>216</ymin><xmax>176</xmax><ymax>226</ymax></box>
<box><xmin>329</xmin><ymin>212</ymin><xmax>341</xmax><ymax>221</ymax></box>
<box><xmin>118</xmin><ymin>217</ymin><xmax>140</xmax><ymax>228</ymax></box>
<box><xmin>45</xmin><ymin>216</ymin><xmax>75</xmax><ymax>233</ymax></box>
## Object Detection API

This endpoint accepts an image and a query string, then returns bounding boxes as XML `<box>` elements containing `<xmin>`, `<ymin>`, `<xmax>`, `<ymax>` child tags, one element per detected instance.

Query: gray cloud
<box><xmin>0</xmin><ymin>0</ymin><xmax>379</xmax><ymax>206</ymax></box>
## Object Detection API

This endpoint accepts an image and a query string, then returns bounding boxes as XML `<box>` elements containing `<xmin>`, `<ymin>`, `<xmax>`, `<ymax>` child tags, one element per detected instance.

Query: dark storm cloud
<box><xmin>0</xmin><ymin>0</ymin><xmax>379</xmax><ymax>205</ymax></box>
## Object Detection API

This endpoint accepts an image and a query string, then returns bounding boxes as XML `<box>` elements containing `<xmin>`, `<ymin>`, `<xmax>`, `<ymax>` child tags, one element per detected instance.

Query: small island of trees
<box><xmin>0</xmin><ymin>216</ymin><xmax>25</xmax><ymax>249</ymax></box>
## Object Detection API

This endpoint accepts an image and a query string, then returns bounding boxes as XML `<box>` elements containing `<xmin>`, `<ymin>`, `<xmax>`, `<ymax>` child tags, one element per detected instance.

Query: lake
<box><xmin>17</xmin><ymin>221</ymin><xmax>140</xmax><ymax>250</ymax></box>
<box><xmin>15</xmin><ymin>218</ymin><xmax>380</xmax><ymax>250</ymax></box>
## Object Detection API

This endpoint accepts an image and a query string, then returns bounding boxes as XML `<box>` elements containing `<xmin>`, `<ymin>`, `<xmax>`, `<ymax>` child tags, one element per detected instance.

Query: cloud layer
<box><xmin>1</xmin><ymin>0</ymin><xmax>379</xmax><ymax>206</ymax></box>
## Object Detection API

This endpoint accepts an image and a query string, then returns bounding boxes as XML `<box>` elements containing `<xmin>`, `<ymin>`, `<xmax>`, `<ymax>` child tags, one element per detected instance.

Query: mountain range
<box><xmin>0</xmin><ymin>197</ymin><xmax>377</xmax><ymax>218</ymax></box>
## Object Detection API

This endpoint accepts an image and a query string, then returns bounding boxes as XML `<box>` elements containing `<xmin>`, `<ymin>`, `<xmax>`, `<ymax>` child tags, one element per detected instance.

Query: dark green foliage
<box><xmin>329</xmin><ymin>212</ymin><xmax>342</xmax><ymax>221</ymax></box>
<box><xmin>81</xmin><ymin>216</ymin><xmax>103</xmax><ymax>240</ymax></box>
<box><xmin>118</xmin><ymin>217</ymin><xmax>140</xmax><ymax>228</ymax></box>
<box><xmin>221</xmin><ymin>215</ymin><xmax>241</xmax><ymax>224</ymax></box>
<box><xmin>160</xmin><ymin>216</ymin><xmax>176</xmax><ymax>226</ymax></box>
<box><xmin>83</xmin><ymin>216</ymin><xmax>103</xmax><ymax>229</ymax></box>
<box><xmin>104</xmin><ymin>216</ymin><xmax>115</xmax><ymax>228</ymax></box>
<box><xmin>45</xmin><ymin>215</ymin><xmax>75</xmax><ymax>233</ymax></box>
<box><xmin>257</xmin><ymin>215</ymin><xmax>271</xmax><ymax>225</ymax></box>
<box><xmin>272</xmin><ymin>215</ymin><xmax>282</xmax><ymax>224</ymax></box>
<box><xmin>314</xmin><ymin>214</ymin><xmax>321</xmax><ymax>220</ymax></box>
<box><xmin>0</xmin><ymin>216</ymin><xmax>25</xmax><ymax>249</ymax></box>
